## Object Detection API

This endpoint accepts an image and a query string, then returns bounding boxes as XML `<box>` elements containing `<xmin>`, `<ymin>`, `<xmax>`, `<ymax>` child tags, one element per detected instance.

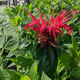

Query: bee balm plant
<box><xmin>23</xmin><ymin>8</ymin><xmax>78</xmax><ymax>79</ymax></box>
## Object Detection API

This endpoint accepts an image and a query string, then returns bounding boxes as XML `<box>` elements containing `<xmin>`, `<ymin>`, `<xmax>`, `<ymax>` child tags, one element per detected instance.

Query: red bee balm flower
<box><xmin>24</xmin><ymin>8</ymin><xmax>77</xmax><ymax>47</ymax></box>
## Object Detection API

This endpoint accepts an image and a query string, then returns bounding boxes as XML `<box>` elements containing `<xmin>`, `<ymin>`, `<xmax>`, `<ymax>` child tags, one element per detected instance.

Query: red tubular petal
<box><xmin>61</xmin><ymin>10</ymin><xmax>70</xmax><ymax>17</ymax></box>
<box><xmin>64</xmin><ymin>24</ymin><xmax>72</xmax><ymax>31</ymax></box>
<box><xmin>53</xmin><ymin>31</ymin><xmax>57</xmax><ymax>41</ymax></box>
<box><xmin>57</xmin><ymin>28</ymin><xmax>64</xmax><ymax>38</ymax></box>
<box><xmin>48</xmin><ymin>27</ymin><xmax>51</xmax><ymax>35</ymax></box>
<box><xmin>59</xmin><ymin>9</ymin><xmax>66</xmax><ymax>15</ymax></box>
<box><xmin>24</xmin><ymin>21</ymin><xmax>36</xmax><ymax>30</ymax></box>
<box><xmin>51</xmin><ymin>28</ymin><xmax>57</xmax><ymax>41</ymax></box>
<box><xmin>61</xmin><ymin>17</ymin><xmax>72</xmax><ymax>23</ymax></box>
<box><xmin>64</xmin><ymin>13</ymin><xmax>72</xmax><ymax>20</ymax></box>
<box><xmin>49</xmin><ymin>8</ymin><xmax>55</xmax><ymax>26</ymax></box>
<box><xmin>37</xmin><ymin>9</ymin><xmax>45</xmax><ymax>24</ymax></box>
<box><xmin>40</xmin><ymin>24</ymin><xmax>47</xmax><ymax>32</ymax></box>
<box><xmin>39</xmin><ymin>29</ymin><xmax>45</xmax><ymax>36</ymax></box>
<box><xmin>44</xmin><ymin>13</ymin><xmax>47</xmax><ymax>26</ymax></box>
<box><xmin>59</xmin><ymin>24</ymin><xmax>72</xmax><ymax>31</ymax></box>
<box><xmin>37</xmin><ymin>9</ymin><xmax>47</xmax><ymax>31</ymax></box>
<box><xmin>30</xmin><ymin>27</ymin><xmax>40</xmax><ymax>31</ymax></box>
<box><xmin>67</xmin><ymin>31</ymin><xmax>71</xmax><ymax>36</ymax></box>
<box><xmin>72</xmin><ymin>10</ymin><xmax>79</xmax><ymax>14</ymax></box>
<box><xmin>53</xmin><ymin>10</ymin><xmax>67</xmax><ymax>24</ymax></box>
<box><xmin>52</xmin><ymin>14</ymin><xmax>60</xmax><ymax>25</ymax></box>
<box><xmin>23</xmin><ymin>9</ymin><xmax>41</xmax><ymax>26</ymax></box>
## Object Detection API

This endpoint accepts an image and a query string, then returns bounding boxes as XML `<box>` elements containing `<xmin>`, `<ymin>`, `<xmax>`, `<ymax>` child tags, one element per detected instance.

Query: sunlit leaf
<box><xmin>72</xmin><ymin>34</ymin><xmax>78</xmax><ymax>52</ymax></box>
<box><xmin>0</xmin><ymin>7</ymin><xmax>19</xmax><ymax>50</ymax></box>
<box><xmin>20</xmin><ymin>75</ymin><xmax>31</xmax><ymax>80</ymax></box>
<box><xmin>70</xmin><ymin>67</ymin><xmax>80</xmax><ymax>78</ymax></box>
<box><xmin>29</xmin><ymin>60</ymin><xmax>39</xmax><ymax>80</ymax></box>
<box><xmin>41</xmin><ymin>71</ymin><xmax>51</xmax><ymax>80</ymax></box>
<box><xmin>0</xmin><ymin>69</ymin><xmax>22</xmax><ymax>80</ymax></box>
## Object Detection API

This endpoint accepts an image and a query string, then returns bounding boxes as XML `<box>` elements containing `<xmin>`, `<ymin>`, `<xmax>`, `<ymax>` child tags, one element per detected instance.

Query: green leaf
<box><xmin>15</xmin><ymin>56</ymin><xmax>34</xmax><ymax>69</ymax></box>
<box><xmin>36</xmin><ymin>44</ymin><xmax>50</xmax><ymax>76</ymax></box>
<box><xmin>77</xmin><ymin>50</ymin><xmax>80</xmax><ymax>60</ymax></box>
<box><xmin>0</xmin><ymin>69</ymin><xmax>21</xmax><ymax>80</ymax></box>
<box><xmin>60</xmin><ymin>53</ymin><xmax>70</xmax><ymax>68</ymax></box>
<box><xmin>0</xmin><ymin>36</ymin><xmax>6</xmax><ymax>48</ymax></box>
<box><xmin>48</xmin><ymin>45</ymin><xmax>58</xmax><ymax>79</ymax></box>
<box><xmin>4</xmin><ymin>36</ymin><xmax>19</xmax><ymax>50</ymax></box>
<box><xmin>7</xmin><ymin>62</ymin><xmax>15</xmax><ymax>69</ymax></box>
<box><xmin>76</xmin><ymin>21</ymin><xmax>80</xmax><ymax>28</ymax></box>
<box><xmin>62</xmin><ymin>43</ymin><xmax>72</xmax><ymax>49</ymax></box>
<box><xmin>11</xmin><ymin>15</ymin><xmax>23</xmax><ymax>26</ymax></box>
<box><xmin>57</xmin><ymin>59</ymin><xmax>65</xmax><ymax>74</ymax></box>
<box><xmin>41</xmin><ymin>71</ymin><xmax>51</xmax><ymax>80</ymax></box>
<box><xmin>72</xmin><ymin>34</ymin><xmax>78</xmax><ymax>52</ymax></box>
<box><xmin>7</xmin><ymin>50</ymin><xmax>27</xmax><ymax>57</ymax></box>
<box><xmin>0</xmin><ymin>7</ymin><xmax>19</xmax><ymax>50</ymax></box>
<box><xmin>68</xmin><ymin>18</ymin><xmax>78</xmax><ymax>25</ymax></box>
<box><xmin>20</xmin><ymin>75</ymin><xmax>31</xmax><ymax>80</ymax></box>
<box><xmin>36</xmin><ymin>44</ymin><xmax>58</xmax><ymax>79</ymax></box>
<box><xmin>70</xmin><ymin>67</ymin><xmax>80</xmax><ymax>78</ymax></box>
<box><xmin>69</xmin><ymin>48</ymin><xmax>77</xmax><ymax>69</ymax></box>
<box><xmin>29</xmin><ymin>60</ymin><xmax>39</xmax><ymax>80</ymax></box>
<box><xmin>0</xmin><ymin>57</ymin><xmax>8</xmax><ymax>69</ymax></box>
<box><xmin>38</xmin><ymin>55</ymin><xmax>50</xmax><ymax>76</ymax></box>
<box><xmin>0</xmin><ymin>57</ymin><xmax>4</xmax><ymax>69</ymax></box>
<box><xmin>18</xmin><ymin>38</ymin><xmax>26</xmax><ymax>49</ymax></box>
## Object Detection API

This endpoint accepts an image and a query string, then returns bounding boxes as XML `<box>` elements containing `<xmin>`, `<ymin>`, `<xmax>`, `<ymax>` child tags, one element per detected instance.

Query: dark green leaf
<box><xmin>15</xmin><ymin>56</ymin><xmax>34</xmax><ymax>69</ymax></box>
<box><xmin>70</xmin><ymin>67</ymin><xmax>80</xmax><ymax>78</ymax></box>
<box><xmin>57</xmin><ymin>59</ymin><xmax>65</xmax><ymax>74</ymax></box>
<box><xmin>69</xmin><ymin>48</ymin><xmax>77</xmax><ymax>69</ymax></box>
<box><xmin>72</xmin><ymin>34</ymin><xmax>78</xmax><ymax>52</ymax></box>
<box><xmin>60</xmin><ymin>53</ymin><xmax>70</xmax><ymax>68</ymax></box>
<box><xmin>36</xmin><ymin>44</ymin><xmax>58</xmax><ymax>79</ymax></box>
<box><xmin>62</xmin><ymin>43</ymin><xmax>72</xmax><ymax>49</ymax></box>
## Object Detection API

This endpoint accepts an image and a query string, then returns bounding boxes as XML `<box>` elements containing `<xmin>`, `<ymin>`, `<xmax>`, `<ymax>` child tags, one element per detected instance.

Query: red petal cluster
<box><xmin>24</xmin><ymin>8</ymin><xmax>77</xmax><ymax>42</ymax></box>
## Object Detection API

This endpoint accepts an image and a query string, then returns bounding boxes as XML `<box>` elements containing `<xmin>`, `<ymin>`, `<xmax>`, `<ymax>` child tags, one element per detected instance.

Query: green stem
<box><xmin>62</xmin><ymin>75</ymin><xmax>71</xmax><ymax>80</ymax></box>
<box><xmin>61</xmin><ymin>70</ymin><xmax>71</xmax><ymax>80</ymax></box>
<box><xmin>17</xmin><ymin>26</ymin><xmax>22</xmax><ymax>40</ymax></box>
<box><xmin>19</xmin><ymin>33</ymin><xmax>22</xmax><ymax>40</ymax></box>
<box><xmin>1</xmin><ymin>48</ymin><xmax>4</xmax><ymax>54</ymax></box>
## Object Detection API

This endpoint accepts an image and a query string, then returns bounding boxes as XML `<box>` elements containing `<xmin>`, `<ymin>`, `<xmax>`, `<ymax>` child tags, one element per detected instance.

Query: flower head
<box><xmin>23</xmin><ymin>8</ymin><xmax>77</xmax><ymax>47</ymax></box>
